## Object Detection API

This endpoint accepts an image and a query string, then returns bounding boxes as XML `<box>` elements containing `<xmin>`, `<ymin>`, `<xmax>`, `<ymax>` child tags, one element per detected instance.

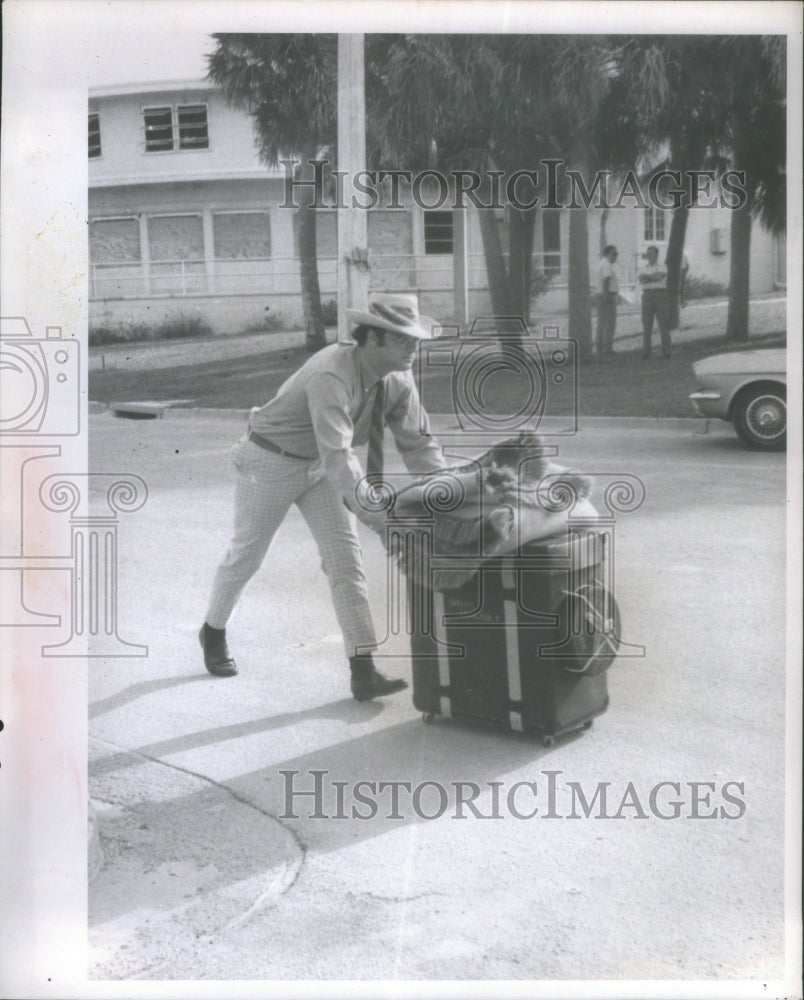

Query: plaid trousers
<box><xmin>205</xmin><ymin>437</ymin><xmax>377</xmax><ymax>657</ymax></box>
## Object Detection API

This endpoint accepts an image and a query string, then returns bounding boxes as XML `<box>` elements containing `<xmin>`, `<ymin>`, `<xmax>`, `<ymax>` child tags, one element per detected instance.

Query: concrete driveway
<box><xmin>87</xmin><ymin>411</ymin><xmax>790</xmax><ymax>988</ymax></box>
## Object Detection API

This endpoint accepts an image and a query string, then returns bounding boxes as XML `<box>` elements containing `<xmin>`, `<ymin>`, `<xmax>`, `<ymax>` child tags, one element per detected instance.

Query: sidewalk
<box><xmin>88</xmin><ymin>294</ymin><xmax>787</xmax><ymax>373</ymax></box>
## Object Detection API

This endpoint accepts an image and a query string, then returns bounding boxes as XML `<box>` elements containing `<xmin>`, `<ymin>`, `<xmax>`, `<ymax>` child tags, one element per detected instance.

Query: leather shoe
<box><xmin>199</xmin><ymin>625</ymin><xmax>238</xmax><ymax>677</ymax></box>
<box><xmin>351</xmin><ymin>668</ymin><xmax>408</xmax><ymax>702</ymax></box>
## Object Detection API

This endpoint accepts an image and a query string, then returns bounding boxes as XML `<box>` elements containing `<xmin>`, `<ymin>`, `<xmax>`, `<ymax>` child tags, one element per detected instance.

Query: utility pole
<box><xmin>452</xmin><ymin>208</ymin><xmax>469</xmax><ymax>330</ymax></box>
<box><xmin>337</xmin><ymin>34</ymin><xmax>369</xmax><ymax>344</ymax></box>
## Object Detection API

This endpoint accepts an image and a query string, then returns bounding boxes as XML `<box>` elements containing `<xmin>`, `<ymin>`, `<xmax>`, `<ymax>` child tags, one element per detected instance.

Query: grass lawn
<box><xmin>89</xmin><ymin>331</ymin><xmax>785</xmax><ymax>419</ymax></box>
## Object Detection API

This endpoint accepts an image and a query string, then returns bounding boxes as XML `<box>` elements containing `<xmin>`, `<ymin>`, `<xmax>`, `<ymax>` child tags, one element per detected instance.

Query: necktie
<box><xmin>366</xmin><ymin>379</ymin><xmax>385</xmax><ymax>478</ymax></box>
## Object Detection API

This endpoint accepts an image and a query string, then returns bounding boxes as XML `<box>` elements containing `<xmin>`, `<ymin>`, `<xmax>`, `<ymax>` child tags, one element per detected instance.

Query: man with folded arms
<box><xmin>638</xmin><ymin>245</ymin><xmax>673</xmax><ymax>360</ymax></box>
<box><xmin>200</xmin><ymin>293</ymin><xmax>447</xmax><ymax>700</ymax></box>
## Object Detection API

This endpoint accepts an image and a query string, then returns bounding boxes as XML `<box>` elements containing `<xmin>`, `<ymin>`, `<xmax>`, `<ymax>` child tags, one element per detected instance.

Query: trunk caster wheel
<box><xmin>583</xmin><ymin>720</ymin><xmax>594</xmax><ymax>730</ymax></box>
<box><xmin>422</xmin><ymin>713</ymin><xmax>435</xmax><ymax>724</ymax></box>
<box><xmin>542</xmin><ymin>735</ymin><xmax>556</xmax><ymax>748</ymax></box>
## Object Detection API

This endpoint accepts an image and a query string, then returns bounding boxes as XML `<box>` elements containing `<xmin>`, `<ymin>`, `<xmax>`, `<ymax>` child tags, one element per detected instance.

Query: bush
<box><xmin>321</xmin><ymin>298</ymin><xmax>338</xmax><ymax>327</ymax></box>
<box><xmin>89</xmin><ymin>322</ymin><xmax>153</xmax><ymax>346</ymax></box>
<box><xmin>685</xmin><ymin>277</ymin><xmax>728</xmax><ymax>301</ymax></box>
<box><xmin>89</xmin><ymin>314</ymin><xmax>213</xmax><ymax>346</ymax></box>
<box><xmin>156</xmin><ymin>314</ymin><xmax>214</xmax><ymax>340</ymax></box>
<box><xmin>529</xmin><ymin>271</ymin><xmax>553</xmax><ymax>300</ymax></box>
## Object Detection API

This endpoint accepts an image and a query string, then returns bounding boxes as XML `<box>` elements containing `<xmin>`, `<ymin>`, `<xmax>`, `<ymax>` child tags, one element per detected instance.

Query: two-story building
<box><xmin>89</xmin><ymin>80</ymin><xmax>785</xmax><ymax>335</ymax></box>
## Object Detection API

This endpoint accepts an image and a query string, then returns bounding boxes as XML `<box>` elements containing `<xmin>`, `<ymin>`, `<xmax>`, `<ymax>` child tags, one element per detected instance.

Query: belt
<box><xmin>248</xmin><ymin>431</ymin><xmax>310</xmax><ymax>461</ymax></box>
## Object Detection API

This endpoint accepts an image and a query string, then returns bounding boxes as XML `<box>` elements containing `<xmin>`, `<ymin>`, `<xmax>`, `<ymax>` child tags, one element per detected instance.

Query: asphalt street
<box><xmin>86</xmin><ymin>411</ymin><xmax>789</xmax><ymax>985</ymax></box>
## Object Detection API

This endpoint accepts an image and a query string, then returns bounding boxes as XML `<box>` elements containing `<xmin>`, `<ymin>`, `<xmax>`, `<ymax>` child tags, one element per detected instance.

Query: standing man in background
<box><xmin>638</xmin><ymin>245</ymin><xmax>672</xmax><ymax>360</ymax></box>
<box><xmin>596</xmin><ymin>244</ymin><xmax>619</xmax><ymax>355</ymax></box>
<box><xmin>679</xmin><ymin>250</ymin><xmax>690</xmax><ymax>308</ymax></box>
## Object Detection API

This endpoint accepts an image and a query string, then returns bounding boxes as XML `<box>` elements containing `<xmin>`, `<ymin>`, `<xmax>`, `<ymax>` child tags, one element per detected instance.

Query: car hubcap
<box><xmin>746</xmin><ymin>394</ymin><xmax>786</xmax><ymax>440</ymax></box>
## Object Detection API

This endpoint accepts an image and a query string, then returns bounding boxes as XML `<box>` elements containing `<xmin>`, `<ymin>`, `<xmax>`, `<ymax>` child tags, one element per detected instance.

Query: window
<box><xmin>423</xmin><ymin>210</ymin><xmax>453</xmax><ymax>254</ymax></box>
<box><xmin>148</xmin><ymin>214</ymin><xmax>204</xmax><ymax>261</ymax></box>
<box><xmin>89</xmin><ymin>217</ymin><xmax>140</xmax><ymax>263</ymax></box>
<box><xmin>144</xmin><ymin>104</ymin><xmax>208</xmax><ymax>152</ymax></box>
<box><xmin>88</xmin><ymin>113</ymin><xmax>101</xmax><ymax>158</ymax></box>
<box><xmin>178</xmin><ymin>105</ymin><xmax>209</xmax><ymax>150</ymax></box>
<box><xmin>644</xmin><ymin>206</ymin><xmax>666</xmax><ymax>242</ymax></box>
<box><xmin>144</xmin><ymin>106</ymin><xmax>174</xmax><ymax>152</ymax></box>
<box><xmin>148</xmin><ymin>214</ymin><xmax>205</xmax><ymax>294</ymax></box>
<box><xmin>542</xmin><ymin>211</ymin><xmax>561</xmax><ymax>275</ymax></box>
<box><xmin>213</xmin><ymin>212</ymin><xmax>271</xmax><ymax>259</ymax></box>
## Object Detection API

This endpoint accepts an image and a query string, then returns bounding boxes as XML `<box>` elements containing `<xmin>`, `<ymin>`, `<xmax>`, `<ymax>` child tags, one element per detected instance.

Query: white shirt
<box><xmin>598</xmin><ymin>256</ymin><xmax>619</xmax><ymax>295</ymax></box>
<box><xmin>638</xmin><ymin>261</ymin><xmax>667</xmax><ymax>291</ymax></box>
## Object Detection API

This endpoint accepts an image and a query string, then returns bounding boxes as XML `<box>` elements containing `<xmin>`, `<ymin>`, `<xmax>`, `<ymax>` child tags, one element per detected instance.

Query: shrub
<box><xmin>321</xmin><ymin>298</ymin><xmax>338</xmax><ymax>327</ymax></box>
<box><xmin>88</xmin><ymin>313</ymin><xmax>213</xmax><ymax>346</ymax></box>
<box><xmin>529</xmin><ymin>271</ymin><xmax>553</xmax><ymax>300</ymax></box>
<box><xmin>89</xmin><ymin>322</ymin><xmax>153</xmax><ymax>346</ymax></box>
<box><xmin>154</xmin><ymin>314</ymin><xmax>214</xmax><ymax>340</ymax></box>
<box><xmin>685</xmin><ymin>277</ymin><xmax>728</xmax><ymax>301</ymax></box>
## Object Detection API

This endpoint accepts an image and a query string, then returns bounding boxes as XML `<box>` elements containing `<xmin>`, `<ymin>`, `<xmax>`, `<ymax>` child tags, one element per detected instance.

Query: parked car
<box><xmin>690</xmin><ymin>348</ymin><xmax>786</xmax><ymax>450</ymax></box>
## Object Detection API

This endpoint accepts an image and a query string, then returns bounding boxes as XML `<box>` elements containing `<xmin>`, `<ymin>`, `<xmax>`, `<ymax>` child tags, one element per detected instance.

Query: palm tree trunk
<box><xmin>296</xmin><ymin>150</ymin><xmax>327</xmax><ymax>352</ymax></box>
<box><xmin>568</xmin><ymin>206</ymin><xmax>592</xmax><ymax>358</ymax></box>
<box><xmin>599</xmin><ymin>208</ymin><xmax>609</xmax><ymax>256</ymax></box>
<box><xmin>477</xmin><ymin>206</ymin><xmax>513</xmax><ymax>319</ymax></box>
<box><xmin>508</xmin><ymin>207</ymin><xmax>536</xmax><ymax>325</ymax></box>
<box><xmin>725</xmin><ymin>200</ymin><xmax>752</xmax><ymax>343</ymax></box>
<box><xmin>664</xmin><ymin>205</ymin><xmax>689</xmax><ymax>331</ymax></box>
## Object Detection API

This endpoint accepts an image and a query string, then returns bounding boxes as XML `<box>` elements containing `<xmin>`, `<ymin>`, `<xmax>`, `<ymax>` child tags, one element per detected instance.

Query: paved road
<box><xmin>87</xmin><ymin>412</ymin><xmax>789</xmax><ymax>986</ymax></box>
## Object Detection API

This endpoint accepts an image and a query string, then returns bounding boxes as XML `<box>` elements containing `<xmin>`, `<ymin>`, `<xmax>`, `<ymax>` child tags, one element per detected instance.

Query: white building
<box><xmin>89</xmin><ymin>80</ymin><xmax>785</xmax><ymax>335</ymax></box>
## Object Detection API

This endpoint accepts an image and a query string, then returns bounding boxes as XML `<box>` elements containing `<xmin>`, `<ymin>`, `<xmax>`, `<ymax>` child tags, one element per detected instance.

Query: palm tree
<box><xmin>371</xmin><ymin>34</ymin><xmax>519</xmax><ymax>327</ymax></box>
<box><xmin>497</xmin><ymin>36</ymin><xmax>622</xmax><ymax>358</ymax></box>
<box><xmin>207</xmin><ymin>34</ymin><xmax>337</xmax><ymax>352</ymax></box>
<box><xmin>605</xmin><ymin>36</ymin><xmax>786</xmax><ymax>341</ymax></box>
<box><xmin>721</xmin><ymin>36</ymin><xmax>786</xmax><ymax>343</ymax></box>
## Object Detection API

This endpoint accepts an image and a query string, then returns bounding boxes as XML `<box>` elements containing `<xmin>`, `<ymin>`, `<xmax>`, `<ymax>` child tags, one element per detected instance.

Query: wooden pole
<box><xmin>337</xmin><ymin>34</ymin><xmax>369</xmax><ymax>344</ymax></box>
<box><xmin>452</xmin><ymin>208</ymin><xmax>469</xmax><ymax>330</ymax></box>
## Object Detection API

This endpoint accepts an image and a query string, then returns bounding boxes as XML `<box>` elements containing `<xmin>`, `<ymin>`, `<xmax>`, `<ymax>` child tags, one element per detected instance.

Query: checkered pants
<box><xmin>205</xmin><ymin>437</ymin><xmax>377</xmax><ymax>657</ymax></box>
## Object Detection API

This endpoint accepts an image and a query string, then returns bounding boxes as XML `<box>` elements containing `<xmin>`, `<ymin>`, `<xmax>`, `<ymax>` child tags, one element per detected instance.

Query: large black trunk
<box><xmin>409</xmin><ymin>530</ymin><xmax>620</xmax><ymax>746</ymax></box>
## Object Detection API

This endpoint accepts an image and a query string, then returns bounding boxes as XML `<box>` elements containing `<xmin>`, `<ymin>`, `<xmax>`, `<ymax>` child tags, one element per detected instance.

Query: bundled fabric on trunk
<box><xmin>390</xmin><ymin>431</ymin><xmax>598</xmax><ymax>590</ymax></box>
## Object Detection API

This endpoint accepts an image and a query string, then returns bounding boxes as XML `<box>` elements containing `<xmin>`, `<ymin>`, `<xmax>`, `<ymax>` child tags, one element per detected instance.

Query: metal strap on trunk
<box><xmin>502</xmin><ymin>565</ymin><xmax>524</xmax><ymax>731</ymax></box>
<box><xmin>433</xmin><ymin>590</ymin><xmax>452</xmax><ymax>717</ymax></box>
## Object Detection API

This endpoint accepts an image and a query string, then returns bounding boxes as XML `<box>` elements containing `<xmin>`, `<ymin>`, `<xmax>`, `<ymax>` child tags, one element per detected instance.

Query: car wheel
<box><xmin>733</xmin><ymin>383</ymin><xmax>786</xmax><ymax>451</ymax></box>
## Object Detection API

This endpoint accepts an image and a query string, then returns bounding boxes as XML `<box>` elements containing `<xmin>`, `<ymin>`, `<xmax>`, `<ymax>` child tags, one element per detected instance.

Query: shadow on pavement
<box><xmin>90</xmin><ymin>713</ymin><xmax>579</xmax><ymax>925</ymax></box>
<box><xmin>90</xmin><ymin>696</ymin><xmax>385</xmax><ymax>776</ymax></box>
<box><xmin>89</xmin><ymin>673</ymin><xmax>210</xmax><ymax>719</ymax></box>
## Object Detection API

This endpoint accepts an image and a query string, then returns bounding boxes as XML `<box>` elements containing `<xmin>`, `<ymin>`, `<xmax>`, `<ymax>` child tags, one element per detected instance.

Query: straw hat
<box><xmin>346</xmin><ymin>293</ymin><xmax>439</xmax><ymax>340</ymax></box>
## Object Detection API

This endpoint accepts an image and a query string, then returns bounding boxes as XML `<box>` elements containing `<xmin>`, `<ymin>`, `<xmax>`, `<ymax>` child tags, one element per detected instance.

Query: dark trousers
<box><xmin>596</xmin><ymin>296</ymin><xmax>617</xmax><ymax>353</ymax></box>
<box><xmin>641</xmin><ymin>290</ymin><xmax>672</xmax><ymax>358</ymax></box>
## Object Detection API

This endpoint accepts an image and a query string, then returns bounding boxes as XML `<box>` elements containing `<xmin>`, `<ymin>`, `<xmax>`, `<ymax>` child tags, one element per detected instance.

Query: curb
<box><xmin>90</xmin><ymin>401</ymin><xmax>707</xmax><ymax>431</ymax></box>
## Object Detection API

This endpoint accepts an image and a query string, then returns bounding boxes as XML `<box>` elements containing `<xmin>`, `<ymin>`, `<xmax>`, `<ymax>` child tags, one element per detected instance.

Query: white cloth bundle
<box><xmin>390</xmin><ymin>432</ymin><xmax>598</xmax><ymax>589</ymax></box>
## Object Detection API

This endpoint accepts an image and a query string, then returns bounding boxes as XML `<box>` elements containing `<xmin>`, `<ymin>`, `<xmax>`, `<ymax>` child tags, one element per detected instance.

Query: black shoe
<box><xmin>199</xmin><ymin>624</ymin><xmax>238</xmax><ymax>677</ymax></box>
<box><xmin>351</xmin><ymin>668</ymin><xmax>408</xmax><ymax>702</ymax></box>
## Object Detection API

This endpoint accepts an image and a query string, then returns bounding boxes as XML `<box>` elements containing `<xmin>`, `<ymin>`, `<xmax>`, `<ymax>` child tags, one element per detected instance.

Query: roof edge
<box><xmin>89</xmin><ymin>79</ymin><xmax>212</xmax><ymax>99</ymax></box>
